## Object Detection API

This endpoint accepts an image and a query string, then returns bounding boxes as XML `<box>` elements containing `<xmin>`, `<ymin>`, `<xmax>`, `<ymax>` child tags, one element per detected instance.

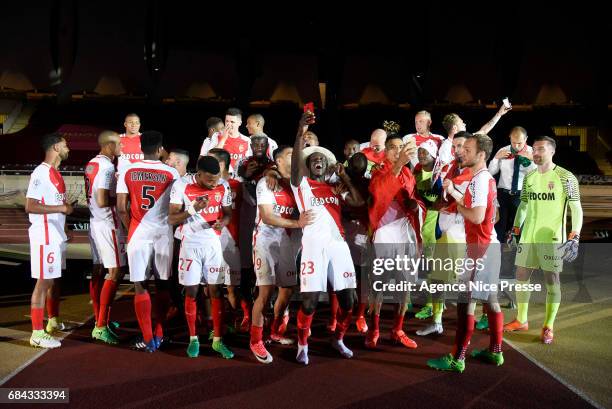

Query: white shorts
<box><xmin>90</xmin><ymin>223</ymin><xmax>126</xmax><ymax>269</ymax></box>
<box><xmin>239</xmin><ymin>202</ymin><xmax>257</xmax><ymax>268</ymax></box>
<box><xmin>221</xmin><ymin>228</ymin><xmax>241</xmax><ymax>286</ymax></box>
<box><xmin>254</xmin><ymin>233</ymin><xmax>300</xmax><ymax>287</ymax></box>
<box><xmin>465</xmin><ymin>243</ymin><xmax>501</xmax><ymax>301</ymax></box>
<box><xmin>89</xmin><ymin>230</ymin><xmax>101</xmax><ymax>265</ymax></box>
<box><xmin>127</xmin><ymin>231</ymin><xmax>173</xmax><ymax>282</ymax></box>
<box><xmin>30</xmin><ymin>242</ymin><xmax>66</xmax><ymax>279</ymax></box>
<box><xmin>299</xmin><ymin>239</ymin><xmax>356</xmax><ymax>293</ymax></box>
<box><xmin>178</xmin><ymin>241</ymin><xmax>225</xmax><ymax>286</ymax></box>
<box><xmin>343</xmin><ymin>219</ymin><xmax>368</xmax><ymax>267</ymax></box>
<box><xmin>373</xmin><ymin>241</ymin><xmax>419</xmax><ymax>282</ymax></box>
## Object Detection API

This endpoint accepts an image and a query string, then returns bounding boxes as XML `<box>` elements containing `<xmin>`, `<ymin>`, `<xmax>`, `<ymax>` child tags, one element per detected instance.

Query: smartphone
<box><xmin>502</xmin><ymin>97</ymin><xmax>511</xmax><ymax>109</ymax></box>
<box><xmin>303</xmin><ymin>102</ymin><xmax>315</xmax><ymax>113</ymax></box>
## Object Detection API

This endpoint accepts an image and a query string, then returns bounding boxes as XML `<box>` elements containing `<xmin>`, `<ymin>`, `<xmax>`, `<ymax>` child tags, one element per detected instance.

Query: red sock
<box><xmin>211</xmin><ymin>298</ymin><xmax>224</xmax><ymax>338</ymax></box>
<box><xmin>184</xmin><ymin>295</ymin><xmax>197</xmax><ymax>337</ymax></box>
<box><xmin>98</xmin><ymin>280</ymin><xmax>118</xmax><ymax>327</ymax></box>
<box><xmin>329</xmin><ymin>292</ymin><xmax>338</xmax><ymax>321</ymax></box>
<box><xmin>240</xmin><ymin>299</ymin><xmax>251</xmax><ymax>320</ymax></box>
<box><xmin>89</xmin><ymin>277</ymin><xmax>103</xmax><ymax>320</ymax></box>
<box><xmin>46</xmin><ymin>297</ymin><xmax>60</xmax><ymax>319</ymax></box>
<box><xmin>271</xmin><ymin>315</ymin><xmax>282</xmax><ymax>335</ymax></box>
<box><xmin>453</xmin><ymin>303</ymin><xmax>475</xmax><ymax>360</ymax></box>
<box><xmin>370</xmin><ymin>313</ymin><xmax>380</xmax><ymax>332</ymax></box>
<box><xmin>31</xmin><ymin>307</ymin><xmax>44</xmax><ymax>331</ymax></box>
<box><xmin>334</xmin><ymin>307</ymin><xmax>353</xmax><ymax>340</ymax></box>
<box><xmin>487</xmin><ymin>308</ymin><xmax>504</xmax><ymax>353</ymax></box>
<box><xmin>392</xmin><ymin>313</ymin><xmax>405</xmax><ymax>333</ymax></box>
<box><xmin>357</xmin><ymin>302</ymin><xmax>367</xmax><ymax>318</ymax></box>
<box><xmin>250</xmin><ymin>325</ymin><xmax>264</xmax><ymax>344</ymax></box>
<box><xmin>297</xmin><ymin>308</ymin><xmax>314</xmax><ymax>346</ymax></box>
<box><xmin>153</xmin><ymin>289</ymin><xmax>171</xmax><ymax>338</ymax></box>
<box><xmin>134</xmin><ymin>293</ymin><xmax>153</xmax><ymax>343</ymax></box>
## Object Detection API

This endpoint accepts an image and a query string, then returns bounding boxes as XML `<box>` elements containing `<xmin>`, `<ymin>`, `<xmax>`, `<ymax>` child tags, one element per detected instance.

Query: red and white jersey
<box><xmin>170</xmin><ymin>180</ymin><xmax>232</xmax><ymax>246</ymax></box>
<box><xmin>403</xmin><ymin>132</ymin><xmax>445</xmax><ymax>148</ymax></box>
<box><xmin>116</xmin><ymin>160</ymin><xmax>179</xmax><ymax>242</ymax></box>
<box><xmin>26</xmin><ymin>163</ymin><xmax>68</xmax><ymax>244</ymax></box>
<box><xmin>463</xmin><ymin>168</ymin><xmax>499</xmax><ymax>248</ymax></box>
<box><xmin>373</xmin><ymin>199</ymin><xmax>419</xmax><ymax>244</ymax></box>
<box><xmin>117</xmin><ymin>133</ymin><xmax>143</xmax><ymax>174</ymax></box>
<box><xmin>84</xmin><ymin>155</ymin><xmax>120</xmax><ymax>229</ymax></box>
<box><xmin>223</xmin><ymin>178</ymin><xmax>242</xmax><ymax>243</ymax></box>
<box><xmin>254</xmin><ymin>178</ymin><xmax>298</xmax><ymax>240</ymax></box>
<box><xmin>292</xmin><ymin>177</ymin><xmax>346</xmax><ymax>242</ymax></box>
<box><xmin>172</xmin><ymin>173</ymin><xmax>197</xmax><ymax>241</ymax></box>
<box><xmin>200</xmin><ymin>132</ymin><xmax>252</xmax><ymax>170</ymax></box>
<box><xmin>437</xmin><ymin>163</ymin><xmax>470</xmax><ymax>240</ymax></box>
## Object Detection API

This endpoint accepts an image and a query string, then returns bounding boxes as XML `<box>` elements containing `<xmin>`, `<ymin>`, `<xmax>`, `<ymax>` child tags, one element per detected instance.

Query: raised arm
<box><xmin>291</xmin><ymin>111</ymin><xmax>315</xmax><ymax>187</ymax></box>
<box><xmin>477</xmin><ymin>104</ymin><xmax>512</xmax><ymax>135</ymax></box>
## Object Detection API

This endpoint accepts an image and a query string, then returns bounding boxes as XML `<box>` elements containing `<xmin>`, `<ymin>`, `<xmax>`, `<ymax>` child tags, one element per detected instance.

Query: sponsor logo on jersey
<box><xmin>215</xmin><ymin>192</ymin><xmax>222</xmax><ymax>202</ymax></box>
<box><xmin>121</xmin><ymin>153</ymin><xmax>144</xmax><ymax>160</ymax></box>
<box><xmin>310</xmin><ymin>196</ymin><xmax>339</xmax><ymax>206</ymax></box>
<box><xmin>129</xmin><ymin>171</ymin><xmax>168</xmax><ymax>182</ymax></box>
<box><xmin>528</xmin><ymin>192</ymin><xmax>555</xmax><ymax>200</ymax></box>
<box><xmin>548</xmin><ymin>181</ymin><xmax>555</xmax><ymax>190</ymax></box>
<box><xmin>230</xmin><ymin>153</ymin><xmax>244</xmax><ymax>160</ymax></box>
<box><xmin>273</xmin><ymin>204</ymin><xmax>295</xmax><ymax>216</ymax></box>
<box><xmin>201</xmin><ymin>205</ymin><xmax>221</xmax><ymax>215</ymax></box>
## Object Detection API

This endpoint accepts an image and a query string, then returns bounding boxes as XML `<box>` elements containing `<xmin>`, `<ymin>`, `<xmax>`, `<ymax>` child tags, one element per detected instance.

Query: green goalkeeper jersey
<box><xmin>517</xmin><ymin>165</ymin><xmax>580</xmax><ymax>243</ymax></box>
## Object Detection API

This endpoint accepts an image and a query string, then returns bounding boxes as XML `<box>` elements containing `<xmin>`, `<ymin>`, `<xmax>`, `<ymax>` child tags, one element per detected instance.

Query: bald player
<box><xmin>85</xmin><ymin>131</ymin><xmax>127</xmax><ymax>344</ymax></box>
<box><xmin>359</xmin><ymin>129</ymin><xmax>387</xmax><ymax>176</ymax></box>
<box><xmin>246</xmin><ymin>113</ymin><xmax>279</xmax><ymax>160</ymax></box>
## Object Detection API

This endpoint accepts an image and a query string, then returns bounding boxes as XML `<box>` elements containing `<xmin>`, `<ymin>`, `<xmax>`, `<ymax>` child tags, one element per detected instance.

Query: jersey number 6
<box><xmin>141</xmin><ymin>185</ymin><xmax>156</xmax><ymax>210</ymax></box>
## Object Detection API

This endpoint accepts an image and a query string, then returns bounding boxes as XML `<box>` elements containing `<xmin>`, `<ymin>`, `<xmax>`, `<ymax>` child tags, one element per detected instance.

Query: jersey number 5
<box><xmin>141</xmin><ymin>186</ymin><xmax>156</xmax><ymax>210</ymax></box>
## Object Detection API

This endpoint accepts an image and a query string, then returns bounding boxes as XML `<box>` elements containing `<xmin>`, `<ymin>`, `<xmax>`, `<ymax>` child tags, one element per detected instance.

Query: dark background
<box><xmin>0</xmin><ymin>2</ymin><xmax>609</xmax><ymax>169</ymax></box>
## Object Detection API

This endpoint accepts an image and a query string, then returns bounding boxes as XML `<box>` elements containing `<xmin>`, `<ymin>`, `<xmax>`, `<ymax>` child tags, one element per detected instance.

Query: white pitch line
<box><xmin>0</xmin><ymin>285</ymin><xmax>133</xmax><ymax>386</ymax></box>
<box><xmin>0</xmin><ymin>348</ymin><xmax>49</xmax><ymax>386</ymax></box>
<box><xmin>504</xmin><ymin>338</ymin><xmax>604</xmax><ymax>409</ymax></box>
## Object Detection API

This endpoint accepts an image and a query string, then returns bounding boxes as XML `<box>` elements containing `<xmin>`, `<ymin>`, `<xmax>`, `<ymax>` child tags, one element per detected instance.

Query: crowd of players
<box><xmin>24</xmin><ymin>102</ymin><xmax>583</xmax><ymax>372</ymax></box>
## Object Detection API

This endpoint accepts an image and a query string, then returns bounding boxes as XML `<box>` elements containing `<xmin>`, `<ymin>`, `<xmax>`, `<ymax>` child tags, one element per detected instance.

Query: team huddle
<box><xmin>24</xmin><ymin>103</ymin><xmax>583</xmax><ymax>372</ymax></box>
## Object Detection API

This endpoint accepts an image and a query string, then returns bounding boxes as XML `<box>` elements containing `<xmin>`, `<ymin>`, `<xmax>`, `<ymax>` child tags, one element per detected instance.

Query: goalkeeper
<box><xmin>504</xmin><ymin>136</ymin><xmax>583</xmax><ymax>345</ymax></box>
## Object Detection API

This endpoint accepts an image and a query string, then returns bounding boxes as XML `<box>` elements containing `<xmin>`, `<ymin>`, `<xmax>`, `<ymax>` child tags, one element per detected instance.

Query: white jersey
<box><xmin>254</xmin><ymin>178</ymin><xmax>298</xmax><ymax>241</ymax></box>
<box><xmin>117</xmin><ymin>133</ymin><xmax>144</xmax><ymax>174</ymax></box>
<box><xmin>172</xmin><ymin>173</ymin><xmax>197</xmax><ymax>240</ymax></box>
<box><xmin>26</xmin><ymin>163</ymin><xmax>68</xmax><ymax>245</ymax></box>
<box><xmin>291</xmin><ymin>176</ymin><xmax>347</xmax><ymax>243</ymax></box>
<box><xmin>84</xmin><ymin>155</ymin><xmax>120</xmax><ymax>228</ymax></box>
<box><xmin>116</xmin><ymin>160</ymin><xmax>179</xmax><ymax>242</ymax></box>
<box><xmin>170</xmin><ymin>179</ymin><xmax>232</xmax><ymax>246</ymax></box>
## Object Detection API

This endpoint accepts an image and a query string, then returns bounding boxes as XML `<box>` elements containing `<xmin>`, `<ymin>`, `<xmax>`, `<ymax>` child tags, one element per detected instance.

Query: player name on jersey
<box><xmin>129</xmin><ymin>171</ymin><xmax>171</xmax><ymax>182</ymax></box>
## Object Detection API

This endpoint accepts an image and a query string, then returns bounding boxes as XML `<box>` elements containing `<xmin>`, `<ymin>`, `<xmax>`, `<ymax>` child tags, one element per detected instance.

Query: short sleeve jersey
<box><xmin>26</xmin><ymin>163</ymin><xmax>68</xmax><ymax>244</ymax></box>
